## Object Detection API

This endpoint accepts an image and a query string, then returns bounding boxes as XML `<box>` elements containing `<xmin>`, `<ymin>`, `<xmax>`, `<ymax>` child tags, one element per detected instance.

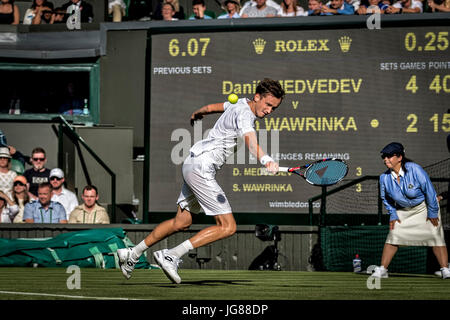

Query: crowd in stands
<box><xmin>0</xmin><ymin>130</ymin><xmax>110</xmax><ymax>224</ymax></box>
<box><xmin>0</xmin><ymin>0</ymin><xmax>447</xmax><ymax>26</ymax></box>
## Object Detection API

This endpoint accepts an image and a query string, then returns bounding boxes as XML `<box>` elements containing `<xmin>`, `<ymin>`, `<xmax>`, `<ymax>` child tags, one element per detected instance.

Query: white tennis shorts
<box><xmin>177</xmin><ymin>153</ymin><xmax>232</xmax><ymax>216</ymax></box>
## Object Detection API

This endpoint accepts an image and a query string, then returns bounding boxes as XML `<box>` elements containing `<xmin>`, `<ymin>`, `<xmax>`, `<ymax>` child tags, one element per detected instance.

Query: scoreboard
<box><xmin>148</xmin><ymin>22</ymin><xmax>449</xmax><ymax>214</ymax></box>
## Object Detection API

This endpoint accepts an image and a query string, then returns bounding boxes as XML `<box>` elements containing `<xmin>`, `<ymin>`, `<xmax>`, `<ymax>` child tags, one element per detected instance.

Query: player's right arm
<box><xmin>243</xmin><ymin>131</ymin><xmax>279</xmax><ymax>174</ymax></box>
<box><xmin>190</xmin><ymin>103</ymin><xmax>225</xmax><ymax>126</ymax></box>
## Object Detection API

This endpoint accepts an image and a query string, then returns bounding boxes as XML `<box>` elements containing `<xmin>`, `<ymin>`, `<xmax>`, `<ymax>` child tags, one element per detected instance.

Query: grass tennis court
<box><xmin>0</xmin><ymin>267</ymin><xmax>448</xmax><ymax>301</ymax></box>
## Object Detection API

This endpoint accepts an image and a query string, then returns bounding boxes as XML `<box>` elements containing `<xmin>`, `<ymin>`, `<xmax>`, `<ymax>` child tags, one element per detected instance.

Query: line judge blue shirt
<box><xmin>379</xmin><ymin>161</ymin><xmax>439</xmax><ymax>221</ymax></box>
<box><xmin>23</xmin><ymin>200</ymin><xmax>67</xmax><ymax>223</ymax></box>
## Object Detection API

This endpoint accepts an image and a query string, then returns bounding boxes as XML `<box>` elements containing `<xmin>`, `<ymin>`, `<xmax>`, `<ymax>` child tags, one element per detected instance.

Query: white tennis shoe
<box><xmin>439</xmin><ymin>267</ymin><xmax>450</xmax><ymax>279</ymax></box>
<box><xmin>371</xmin><ymin>266</ymin><xmax>388</xmax><ymax>278</ymax></box>
<box><xmin>117</xmin><ymin>248</ymin><xmax>138</xmax><ymax>280</ymax></box>
<box><xmin>153</xmin><ymin>249</ymin><xmax>182</xmax><ymax>284</ymax></box>
<box><xmin>434</xmin><ymin>264</ymin><xmax>450</xmax><ymax>278</ymax></box>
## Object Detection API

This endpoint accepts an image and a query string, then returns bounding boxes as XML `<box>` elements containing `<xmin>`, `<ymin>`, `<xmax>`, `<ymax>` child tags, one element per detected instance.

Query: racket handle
<box><xmin>278</xmin><ymin>167</ymin><xmax>290</xmax><ymax>172</ymax></box>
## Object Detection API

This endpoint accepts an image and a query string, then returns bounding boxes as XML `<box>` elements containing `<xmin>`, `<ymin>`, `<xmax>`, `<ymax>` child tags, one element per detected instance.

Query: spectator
<box><xmin>0</xmin><ymin>130</ymin><xmax>31</xmax><ymax>170</ymax></box>
<box><xmin>0</xmin><ymin>190</ymin><xmax>19</xmax><ymax>223</ymax></box>
<box><xmin>62</xmin><ymin>0</ymin><xmax>93</xmax><ymax>23</ymax></box>
<box><xmin>11</xmin><ymin>175</ymin><xmax>30</xmax><ymax>223</ymax></box>
<box><xmin>189</xmin><ymin>0</ymin><xmax>214</xmax><ymax>19</ymax></box>
<box><xmin>240</xmin><ymin>0</ymin><xmax>280</xmax><ymax>15</ymax></box>
<box><xmin>152</xmin><ymin>0</ymin><xmax>185</xmax><ymax>20</ymax></box>
<box><xmin>23</xmin><ymin>0</ymin><xmax>54</xmax><ymax>25</ymax></box>
<box><xmin>109</xmin><ymin>0</ymin><xmax>126</xmax><ymax>22</ymax></box>
<box><xmin>217</xmin><ymin>0</ymin><xmax>241</xmax><ymax>18</ymax></box>
<box><xmin>357</xmin><ymin>0</ymin><xmax>387</xmax><ymax>13</ymax></box>
<box><xmin>49</xmin><ymin>168</ymin><xmax>78</xmax><ymax>221</ymax></box>
<box><xmin>24</xmin><ymin>182</ymin><xmax>67</xmax><ymax>223</ymax></box>
<box><xmin>0</xmin><ymin>147</ymin><xmax>17</xmax><ymax>197</ymax></box>
<box><xmin>69</xmin><ymin>185</ymin><xmax>110</xmax><ymax>224</ymax></box>
<box><xmin>307</xmin><ymin>0</ymin><xmax>323</xmax><ymax>14</ymax></box>
<box><xmin>427</xmin><ymin>0</ymin><xmax>450</xmax><ymax>11</ymax></box>
<box><xmin>162</xmin><ymin>2</ymin><xmax>178</xmax><ymax>20</ymax></box>
<box><xmin>0</xmin><ymin>0</ymin><xmax>19</xmax><ymax>25</ymax></box>
<box><xmin>59</xmin><ymin>82</ymin><xmax>84</xmax><ymax>115</ymax></box>
<box><xmin>23</xmin><ymin>147</ymin><xmax>51</xmax><ymax>199</ymax></box>
<box><xmin>278</xmin><ymin>0</ymin><xmax>307</xmax><ymax>16</ymax></box>
<box><xmin>386</xmin><ymin>0</ymin><xmax>422</xmax><ymax>13</ymax></box>
<box><xmin>320</xmin><ymin>0</ymin><xmax>355</xmax><ymax>14</ymax></box>
<box><xmin>50</xmin><ymin>6</ymin><xmax>67</xmax><ymax>23</ymax></box>
<box><xmin>241</xmin><ymin>0</ymin><xmax>278</xmax><ymax>17</ymax></box>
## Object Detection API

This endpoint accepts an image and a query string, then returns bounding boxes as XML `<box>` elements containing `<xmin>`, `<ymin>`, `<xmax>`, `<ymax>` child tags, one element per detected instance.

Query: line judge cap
<box><xmin>380</xmin><ymin>142</ymin><xmax>405</xmax><ymax>155</ymax></box>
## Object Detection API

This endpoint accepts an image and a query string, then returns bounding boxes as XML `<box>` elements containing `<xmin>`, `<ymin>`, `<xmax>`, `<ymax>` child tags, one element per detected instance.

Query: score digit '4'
<box><xmin>406</xmin><ymin>75</ymin><xmax>450</xmax><ymax>94</ymax></box>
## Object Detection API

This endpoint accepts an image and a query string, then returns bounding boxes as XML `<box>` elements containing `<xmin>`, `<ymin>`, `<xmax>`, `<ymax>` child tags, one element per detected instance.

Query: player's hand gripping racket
<box><xmin>278</xmin><ymin>158</ymin><xmax>348</xmax><ymax>186</ymax></box>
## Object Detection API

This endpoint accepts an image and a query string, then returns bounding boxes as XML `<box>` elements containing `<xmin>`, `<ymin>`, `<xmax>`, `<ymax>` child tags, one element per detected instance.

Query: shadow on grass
<box><xmin>121</xmin><ymin>279</ymin><xmax>253</xmax><ymax>287</ymax></box>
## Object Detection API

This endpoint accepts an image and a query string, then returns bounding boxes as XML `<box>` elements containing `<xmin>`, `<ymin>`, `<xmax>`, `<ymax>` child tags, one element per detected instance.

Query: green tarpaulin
<box><xmin>0</xmin><ymin>228</ymin><xmax>152</xmax><ymax>269</ymax></box>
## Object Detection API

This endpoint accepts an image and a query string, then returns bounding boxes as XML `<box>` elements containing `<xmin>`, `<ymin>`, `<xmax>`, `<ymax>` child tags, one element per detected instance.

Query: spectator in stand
<box><xmin>59</xmin><ymin>82</ymin><xmax>85</xmax><ymax>115</ymax></box>
<box><xmin>62</xmin><ymin>0</ymin><xmax>93</xmax><ymax>23</ymax></box>
<box><xmin>24</xmin><ymin>182</ymin><xmax>67</xmax><ymax>223</ymax></box>
<box><xmin>153</xmin><ymin>0</ymin><xmax>185</xmax><ymax>20</ymax></box>
<box><xmin>69</xmin><ymin>185</ymin><xmax>110</xmax><ymax>224</ymax></box>
<box><xmin>189</xmin><ymin>0</ymin><xmax>214</xmax><ymax>19</ymax></box>
<box><xmin>240</xmin><ymin>0</ymin><xmax>280</xmax><ymax>15</ymax></box>
<box><xmin>49</xmin><ymin>168</ymin><xmax>78</xmax><ymax>221</ymax></box>
<box><xmin>50</xmin><ymin>6</ymin><xmax>67</xmax><ymax>23</ymax></box>
<box><xmin>386</xmin><ymin>0</ymin><xmax>422</xmax><ymax>13</ymax></box>
<box><xmin>307</xmin><ymin>0</ymin><xmax>323</xmax><ymax>14</ymax></box>
<box><xmin>217</xmin><ymin>0</ymin><xmax>241</xmax><ymax>18</ymax></box>
<box><xmin>278</xmin><ymin>0</ymin><xmax>307</xmax><ymax>16</ymax></box>
<box><xmin>320</xmin><ymin>0</ymin><xmax>355</xmax><ymax>14</ymax></box>
<box><xmin>11</xmin><ymin>175</ymin><xmax>30</xmax><ymax>223</ymax></box>
<box><xmin>23</xmin><ymin>147</ymin><xmax>51</xmax><ymax>199</ymax></box>
<box><xmin>0</xmin><ymin>0</ymin><xmax>19</xmax><ymax>25</ymax></box>
<box><xmin>427</xmin><ymin>0</ymin><xmax>450</xmax><ymax>11</ymax></box>
<box><xmin>357</xmin><ymin>0</ymin><xmax>387</xmax><ymax>13</ymax></box>
<box><xmin>0</xmin><ymin>190</ymin><xmax>19</xmax><ymax>223</ymax></box>
<box><xmin>162</xmin><ymin>2</ymin><xmax>178</xmax><ymax>20</ymax></box>
<box><xmin>23</xmin><ymin>0</ymin><xmax>54</xmax><ymax>25</ymax></box>
<box><xmin>241</xmin><ymin>0</ymin><xmax>278</xmax><ymax>17</ymax></box>
<box><xmin>109</xmin><ymin>0</ymin><xmax>126</xmax><ymax>22</ymax></box>
<box><xmin>0</xmin><ymin>147</ymin><xmax>16</xmax><ymax>197</ymax></box>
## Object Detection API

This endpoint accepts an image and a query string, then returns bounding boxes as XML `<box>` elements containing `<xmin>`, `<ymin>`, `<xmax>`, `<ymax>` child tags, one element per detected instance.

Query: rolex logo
<box><xmin>338</xmin><ymin>36</ymin><xmax>352</xmax><ymax>53</ymax></box>
<box><xmin>253</xmin><ymin>38</ymin><xmax>266</xmax><ymax>55</ymax></box>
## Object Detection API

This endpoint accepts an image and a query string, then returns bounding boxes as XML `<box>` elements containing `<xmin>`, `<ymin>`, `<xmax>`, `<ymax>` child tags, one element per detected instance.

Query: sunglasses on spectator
<box><xmin>14</xmin><ymin>181</ymin><xmax>26</xmax><ymax>187</ymax></box>
<box><xmin>381</xmin><ymin>153</ymin><xmax>397</xmax><ymax>159</ymax></box>
<box><xmin>50</xmin><ymin>176</ymin><xmax>63</xmax><ymax>181</ymax></box>
<box><xmin>32</xmin><ymin>157</ymin><xmax>46</xmax><ymax>161</ymax></box>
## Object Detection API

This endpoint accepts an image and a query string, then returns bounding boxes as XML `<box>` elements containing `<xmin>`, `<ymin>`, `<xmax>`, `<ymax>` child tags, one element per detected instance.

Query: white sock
<box><xmin>131</xmin><ymin>240</ymin><xmax>149</xmax><ymax>260</ymax></box>
<box><xmin>168</xmin><ymin>240</ymin><xmax>194</xmax><ymax>258</ymax></box>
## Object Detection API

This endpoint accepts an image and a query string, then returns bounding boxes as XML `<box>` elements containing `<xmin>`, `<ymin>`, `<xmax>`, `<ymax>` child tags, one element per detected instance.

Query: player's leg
<box><xmin>117</xmin><ymin>205</ymin><xmax>193</xmax><ymax>279</ymax></box>
<box><xmin>189</xmin><ymin>212</ymin><xmax>236</xmax><ymax>248</ymax></box>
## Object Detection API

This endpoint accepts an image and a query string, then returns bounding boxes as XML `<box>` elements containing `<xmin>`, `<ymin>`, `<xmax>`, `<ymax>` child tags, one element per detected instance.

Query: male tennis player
<box><xmin>117</xmin><ymin>78</ymin><xmax>285</xmax><ymax>283</ymax></box>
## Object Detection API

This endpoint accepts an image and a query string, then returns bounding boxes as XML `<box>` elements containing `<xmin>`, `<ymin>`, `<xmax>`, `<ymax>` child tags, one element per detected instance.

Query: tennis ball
<box><xmin>228</xmin><ymin>93</ymin><xmax>239</xmax><ymax>104</ymax></box>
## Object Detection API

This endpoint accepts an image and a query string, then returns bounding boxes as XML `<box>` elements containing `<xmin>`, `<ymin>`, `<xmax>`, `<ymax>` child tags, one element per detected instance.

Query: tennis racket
<box><xmin>278</xmin><ymin>158</ymin><xmax>349</xmax><ymax>186</ymax></box>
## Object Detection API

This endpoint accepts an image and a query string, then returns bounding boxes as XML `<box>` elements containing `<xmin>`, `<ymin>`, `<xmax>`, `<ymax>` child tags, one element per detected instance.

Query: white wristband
<box><xmin>260</xmin><ymin>155</ymin><xmax>274</xmax><ymax>166</ymax></box>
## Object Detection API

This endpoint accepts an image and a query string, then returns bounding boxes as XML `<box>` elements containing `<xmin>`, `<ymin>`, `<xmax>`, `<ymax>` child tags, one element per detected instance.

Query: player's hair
<box><xmin>256</xmin><ymin>78</ymin><xmax>285</xmax><ymax>101</ymax></box>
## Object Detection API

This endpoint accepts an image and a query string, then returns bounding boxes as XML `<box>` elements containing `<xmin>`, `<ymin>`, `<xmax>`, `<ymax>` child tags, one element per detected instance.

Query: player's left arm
<box><xmin>243</xmin><ymin>131</ymin><xmax>278</xmax><ymax>174</ymax></box>
<box><xmin>190</xmin><ymin>103</ymin><xmax>224</xmax><ymax>126</ymax></box>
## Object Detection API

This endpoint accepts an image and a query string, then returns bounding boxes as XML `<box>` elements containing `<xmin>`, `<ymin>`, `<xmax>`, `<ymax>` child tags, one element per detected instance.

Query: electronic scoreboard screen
<box><xmin>149</xmin><ymin>23</ymin><xmax>449</xmax><ymax>214</ymax></box>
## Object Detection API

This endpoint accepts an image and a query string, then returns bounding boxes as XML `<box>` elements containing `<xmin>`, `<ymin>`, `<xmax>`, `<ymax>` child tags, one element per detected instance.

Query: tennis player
<box><xmin>372</xmin><ymin>142</ymin><xmax>449</xmax><ymax>279</ymax></box>
<box><xmin>117</xmin><ymin>78</ymin><xmax>285</xmax><ymax>283</ymax></box>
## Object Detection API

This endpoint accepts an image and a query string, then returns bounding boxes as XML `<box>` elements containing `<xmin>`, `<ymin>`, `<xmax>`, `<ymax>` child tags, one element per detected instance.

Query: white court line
<box><xmin>0</xmin><ymin>290</ymin><xmax>145</xmax><ymax>300</ymax></box>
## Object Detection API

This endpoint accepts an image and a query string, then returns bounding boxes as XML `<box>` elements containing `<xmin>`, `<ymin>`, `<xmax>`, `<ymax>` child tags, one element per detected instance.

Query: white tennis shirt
<box><xmin>189</xmin><ymin>98</ymin><xmax>256</xmax><ymax>169</ymax></box>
